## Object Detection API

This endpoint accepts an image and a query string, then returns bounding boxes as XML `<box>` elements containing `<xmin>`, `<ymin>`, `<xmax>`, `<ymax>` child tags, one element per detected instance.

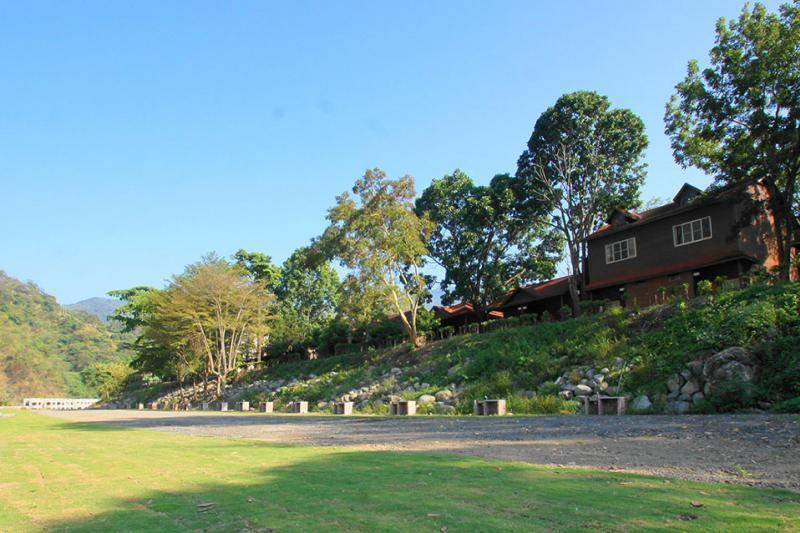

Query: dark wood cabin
<box><xmin>490</xmin><ymin>275</ymin><xmax>573</xmax><ymax>320</ymax></box>
<box><xmin>584</xmin><ymin>179</ymin><xmax>787</xmax><ymax>307</ymax></box>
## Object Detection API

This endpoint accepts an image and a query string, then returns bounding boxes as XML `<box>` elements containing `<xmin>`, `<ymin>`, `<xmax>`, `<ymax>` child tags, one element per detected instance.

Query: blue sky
<box><xmin>0</xmin><ymin>1</ymin><xmax>783</xmax><ymax>303</ymax></box>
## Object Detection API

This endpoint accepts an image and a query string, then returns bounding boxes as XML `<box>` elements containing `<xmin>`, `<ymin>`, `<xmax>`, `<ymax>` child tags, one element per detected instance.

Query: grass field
<box><xmin>1</xmin><ymin>411</ymin><xmax>798</xmax><ymax>532</ymax></box>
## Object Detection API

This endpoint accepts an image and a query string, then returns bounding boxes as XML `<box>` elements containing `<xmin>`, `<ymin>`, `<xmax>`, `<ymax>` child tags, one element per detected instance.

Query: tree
<box><xmin>107</xmin><ymin>287</ymin><xmax>175</xmax><ymax>378</ymax></box>
<box><xmin>271</xmin><ymin>247</ymin><xmax>341</xmax><ymax>352</ymax></box>
<box><xmin>233</xmin><ymin>249</ymin><xmax>281</xmax><ymax>291</ymax></box>
<box><xmin>138</xmin><ymin>255</ymin><xmax>274</xmax><ymax>395</ymax></box>
<box><xmin>416</xmin><ymin>169</ymin><xmax>561</xmax><ymax>318</ymax></box>
<box><xmin>107</xmin><ymin>286</ymin><xmax>159</xmax><ymax>334</ymax></box>
<box><xmin>516</xmin><ymin>91</ymin><xmax>648</xmax><ymax>313</ymax></box>
<box><xmin>665</xmin><ymin>1</ymin><xmax>800</xmax><ymax>279</ymax></box>
<box><xmin>233</xmin><ymin>250</ymin><xmax>283</xmax><ymax>362</ymax></box>
<box><xmin>319</xmin><ymin>168</ymin><xmax>432</xmax><ymax>347</ymax></box>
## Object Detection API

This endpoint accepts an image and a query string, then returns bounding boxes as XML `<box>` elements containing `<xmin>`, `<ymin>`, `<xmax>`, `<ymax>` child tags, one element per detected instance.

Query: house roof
<box><xmin>491</xmin><ymin>275</ymin><xmax>573</xmax><ymax>310</ymax></box>
<box><xmin>432</xmin><ymin>303</ymin><xmax>504</xmax><ymax>320</ymax></box>
<box><xmin>587</xmin><ymin>180</ymin><xmax>762</xmax><ymax>242</ymax></box>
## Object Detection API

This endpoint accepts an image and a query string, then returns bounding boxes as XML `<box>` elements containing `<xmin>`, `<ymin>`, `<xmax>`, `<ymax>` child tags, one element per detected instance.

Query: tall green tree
<box><xmin>516</xmin><ymin>91</ymin><xmax>648</xmax><ymax>313</ymax></box>
<box><xmin>156</xmin><ymin>255</ymin><xmax>274</xmax><ymax>395</ymax></box>
<box><xmin>416</xmin><ymin>169</ymin><xmax>561</xmax><ymax>318</ymax></box>
<box><xmin>233</xmin><ymin>249</ymin><xmax>281</xmax><ymax>290</ymax></box>
<box><xmin>271</xmin><ymin>247</ymin><xmax>341</xmax><ymax>352</ymax></box>
<box><xmin>665</xmin><ymin>1</ymin><xmax>800</xmax><ymax>278</ymax></box>
<box><xmin>107</xmin><ymin>286</ymin><xmax>159</xmax><ymax>334</ymax></box>
<box><xmin>319</xmin><ymin>168</ymin><xmax>432</xmax><ymax>346</ymax></box>
<box><xmin>233</xmin><ymin>250</ymin><xmax>281</xmax><ymax>362</ymax></box>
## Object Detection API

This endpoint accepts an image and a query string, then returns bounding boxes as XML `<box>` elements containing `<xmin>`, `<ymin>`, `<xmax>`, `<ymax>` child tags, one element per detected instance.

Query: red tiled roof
<box><xmin>432</xmin><ymin>303</ymin><xmax>503</xmax><ymax>319</ymax></box>
<box><xmin>585</xmin><ymin>253</ymin><xmax>756</xmax><ymax>291</ymax></box>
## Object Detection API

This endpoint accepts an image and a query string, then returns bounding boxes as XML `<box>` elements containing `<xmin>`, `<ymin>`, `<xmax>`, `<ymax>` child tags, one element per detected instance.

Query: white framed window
<box><xmin>605</xmin><ymin>237</ymin><xmax>636</xmax><ymax>264</ymax></box>
<box><xmin>673</xmin><ymin>216</ymin><xmax>712</xmax><ymax>247</ymax></box>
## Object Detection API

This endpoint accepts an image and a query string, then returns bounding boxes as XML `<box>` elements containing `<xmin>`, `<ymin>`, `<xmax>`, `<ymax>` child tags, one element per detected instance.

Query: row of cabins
<box><xmin>435</xmin><ymin>179</ymin><xmax>795</xmax><ymax>327</ymax></box>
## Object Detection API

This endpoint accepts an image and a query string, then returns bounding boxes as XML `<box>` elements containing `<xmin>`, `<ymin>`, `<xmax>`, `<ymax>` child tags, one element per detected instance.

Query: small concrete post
<box><xmin>201</xmin><ymin>402</ymin><xmax>209</xmax><ymax>410</ymax></box>
<box><xmin>137</xmin><ymin>403</ymin><xmax>144</xmax><ymax>410</ymax></box>
<box><xmin>238</xmin><ymin>401</ymin><xmax>250</xmax><ymax>412</ymax></box>
<box><xmin>219</xmin><ymin>402</ymin><xmax>228</xmax><ymax>412</ymax></box>
<box><xmin>259</xmin><ymin>401</ymin><xmax>274</xmax><ymax>413</ymax></box>
<box><xmin>474</xmin><ymin>399</ymin><xmax>506</xmax><ymax>416</ymax></box>
<box><xmin>291</xmin><ymin>401</ymin><xmax>308</xmax><ymax>414</ymax></box>
<box><xmin>390</xmin><ymin>400</ymin><xmax>416</xmax><ymax>415</ymax></box>
<box><xmin>333</xmin><ymin>402</ymin><xmax>353</xmax><ymax>415</ymax></box>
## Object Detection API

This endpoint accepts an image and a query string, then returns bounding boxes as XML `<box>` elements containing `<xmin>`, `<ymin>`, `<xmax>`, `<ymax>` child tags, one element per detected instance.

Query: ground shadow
<box><xmin>40</xmin><ymin>440</ymin><xmax>799</xmax><ymax>532</ymax></box>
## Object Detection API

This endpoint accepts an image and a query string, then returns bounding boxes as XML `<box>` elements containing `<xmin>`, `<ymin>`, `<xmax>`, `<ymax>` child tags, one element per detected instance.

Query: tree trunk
<box><xmin>567</xmin><ymin>248</ymin><xmax>582</xmax><ymax>316</ymax></box>
<box><xmin>766</xmin><ymin>179</ymin><xmax>794</xmax><ymax>281</ymax></box>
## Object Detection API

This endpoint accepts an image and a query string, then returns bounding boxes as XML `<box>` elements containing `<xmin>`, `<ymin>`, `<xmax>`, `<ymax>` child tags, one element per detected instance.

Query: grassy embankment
<box><xmin>219</xmin><ymin>282</ymin><xmax>800</xmax><ymax>415</ymax></box>
<box><xmin>1</xmin><ymin>410</ymin><xmax>798</xmax><ymax>531</ymax></box>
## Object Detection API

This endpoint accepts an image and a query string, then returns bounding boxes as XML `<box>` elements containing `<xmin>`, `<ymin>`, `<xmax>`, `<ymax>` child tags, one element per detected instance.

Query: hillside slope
<box><xmin>139</xmin><ymin>282</ymin><xmax>800</xmax><ymax>415</ymax></box>
<box><xmin>0</xmin><ymin>271</ymin><xmax>131</xmax><ymax>402</ymax></box>
<box><xmin>65</xmin><ymin>297</ymin><xmax>120</xmax><ymax>323</ymax></box>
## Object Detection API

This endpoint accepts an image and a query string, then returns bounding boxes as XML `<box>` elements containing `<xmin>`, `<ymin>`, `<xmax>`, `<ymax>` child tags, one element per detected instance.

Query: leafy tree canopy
<box><xmin>233</xmin><ymin>249</ymin><xmax>282</xmax><ymax>291</ymax></box>
<box><xmin>417</xmin><ymin>169</ymin><xmax>561</xmax><ymax>314</ymax></box>
<box><xmin>665</xmin><ymin>1</ymin><xmax>800</xmax><ymax>275</ymax></box>
<box><xmin>318</xmin><ymin>168</ymin><xmax>432</xmax><ymax>345</ymax></box>
<box><xmin>516</xmin><ymin>90</ymin><xmax>648</xmax><ymax>311</ymax></box>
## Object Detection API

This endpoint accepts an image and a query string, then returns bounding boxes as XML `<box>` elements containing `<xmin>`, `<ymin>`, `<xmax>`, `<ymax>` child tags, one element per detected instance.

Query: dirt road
<box><xmin>46</xmin><ymin>410</ymin><xmax>800</xmax><ymax>489</ymax></box>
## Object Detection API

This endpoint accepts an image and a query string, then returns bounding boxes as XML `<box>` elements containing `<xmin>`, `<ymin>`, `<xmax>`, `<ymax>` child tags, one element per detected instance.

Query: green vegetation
<box><xmin>214</xmin><ymin>282</ymin><xmax>800</xmax><ymax>414</ymax></box>
<box><xmin>665</xmin><ymin>1</ymin><xmax>800</xmax><ymax>278</ymax></box>
<box><xmin>1</xmin><ymin>411</ymin><xmax>797</xmax><ymax>532</ymax></box>
<box><xmin>416</xmin><ymin>169</ymin><xmax>561</xmax><ymax>319</ymax></box>
<box><xmin>515</xmin><ymin>90</ymin><xmax>649</xmax><ymax>313</ymax></box>
<box><xmin>0</xmin><ymin>271</ymin><xmax>132</xmax><ymax>403</ymax></box>
<box><xmin>318</xmin><ymin>168</ymin><xmax>432</xmax><ymax>346</ymax></box>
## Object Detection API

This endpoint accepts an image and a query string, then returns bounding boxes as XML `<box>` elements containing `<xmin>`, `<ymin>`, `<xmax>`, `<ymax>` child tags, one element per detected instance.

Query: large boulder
<box><xmin>631</xmin><ymin>395</ymin><xmax>652</xmax><ymax>411</ymax></box>
<box><xmin>418</xmin><ymin>394</ymin><xmax>436</xmax><ymax>404</ymax></box>
<box><xmin>574</xmin><ymin>384</ymin><xmax>593</xmax><ymax>396</ymax></box>
<box><xmin>680</xmin><ymin>378</ymin><xmax>701</xmax><ymax>397</ymax></box>
<box><xmin>434</xmin><ymin>390</ymin><xmax>454</xmax><ymax>402</ymax></box>
<box><xmin>687</xmin><ymin>360</ymin><xmax>704</xmax><ymax>377</ymax></box>
<box><xmin>702</xmin><ymin>347</ymin><xmax>755</xmax><ymax>393</ymax></box>
<box><xmin>666</xmin><ymin>374</ymin><xmax>684</xmax><ymax>393</ymax></box>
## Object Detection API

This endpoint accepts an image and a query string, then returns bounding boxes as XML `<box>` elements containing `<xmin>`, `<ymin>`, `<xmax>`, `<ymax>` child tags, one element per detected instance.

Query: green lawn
<box><xmin>0</xmin><ymin>411</ymin><xmax>798</xmax><ymax>532</ymax></box>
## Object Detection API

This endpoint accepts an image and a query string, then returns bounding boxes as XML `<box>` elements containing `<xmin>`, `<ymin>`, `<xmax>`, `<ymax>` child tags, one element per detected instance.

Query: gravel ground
<box><xmin>45</xmin><ymin>410</ymin><xmax>800</xmax><ymax>490</ymax></box>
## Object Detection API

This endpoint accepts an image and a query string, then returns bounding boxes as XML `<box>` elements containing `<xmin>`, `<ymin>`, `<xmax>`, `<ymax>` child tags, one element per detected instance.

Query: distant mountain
<box><xmin>66</xmin><ymin>297</ymin><xmax>121</xmax><ymax>323</ymax></box>
<box><xmin>0</xmin><ymin>272</ymin><xmax>131</xmax><ymax>402</ymax></box>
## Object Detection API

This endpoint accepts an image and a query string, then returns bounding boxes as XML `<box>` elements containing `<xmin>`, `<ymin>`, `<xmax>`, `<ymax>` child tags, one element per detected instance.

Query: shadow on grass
<box><xmin>41</xmin><ymin>443</ymin><xmax>800</xmax><ymax>532</ymax></box>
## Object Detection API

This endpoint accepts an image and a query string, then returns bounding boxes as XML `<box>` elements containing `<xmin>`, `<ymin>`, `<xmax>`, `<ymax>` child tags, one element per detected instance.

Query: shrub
<box><xmin>771</xmin><ymin>397</ymin><xmax>800</xmax><ymax>413</ymax></box>
<box><xmin>537</xmin><ymin>381</ymin><xmax>560</xmax><ymax>396</ymax></box>
<box><xmin>697</xmin><ymin>279</ymin><xmax>714</xmax><ymax>296</ymax></box>
<box><xmin>508</xmin><ymin>395</ymin><xmax>579</xmax><ymax>415</ymax></box>
<box><xmin>699</xmin><ymin>379</ymin><xmax>761</xmax><ymax>413</ymax></box>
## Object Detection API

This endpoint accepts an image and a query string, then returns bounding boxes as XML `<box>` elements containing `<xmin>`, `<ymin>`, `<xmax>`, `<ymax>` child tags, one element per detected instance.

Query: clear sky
<box><xmin>0</xmin><ymin>1</ymin><xmax>783</xmax><ymax>304</ymax></box>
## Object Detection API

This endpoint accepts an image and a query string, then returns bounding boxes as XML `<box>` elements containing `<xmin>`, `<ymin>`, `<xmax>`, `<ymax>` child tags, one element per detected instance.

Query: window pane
<box><xmin>674</xmin><ymin>226</ymin><xmax>683</xmax><ymax>245</ymax></box>
<box><xmin>701</xmin><ymin>217</ymin><xmax>711</xmax><ymax>238</ymax></box>
<box><xmin>692</xmin><ymin>220</ymin><xmax>702</xmax><ymax>241</ymax></box>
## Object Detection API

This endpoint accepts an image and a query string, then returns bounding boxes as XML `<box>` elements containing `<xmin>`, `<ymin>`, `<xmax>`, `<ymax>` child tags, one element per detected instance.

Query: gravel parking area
<box><xmin>46</xmin><ymin>410</ymin><xmax>800</xmax><ymax>489</ymax></box>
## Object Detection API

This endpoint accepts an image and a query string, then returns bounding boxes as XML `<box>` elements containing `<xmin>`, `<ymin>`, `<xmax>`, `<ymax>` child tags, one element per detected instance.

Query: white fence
<box><xmin>22</xmin><ymin>398</ymin><xmax>99</xmax><ymax>410</ymax></box>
